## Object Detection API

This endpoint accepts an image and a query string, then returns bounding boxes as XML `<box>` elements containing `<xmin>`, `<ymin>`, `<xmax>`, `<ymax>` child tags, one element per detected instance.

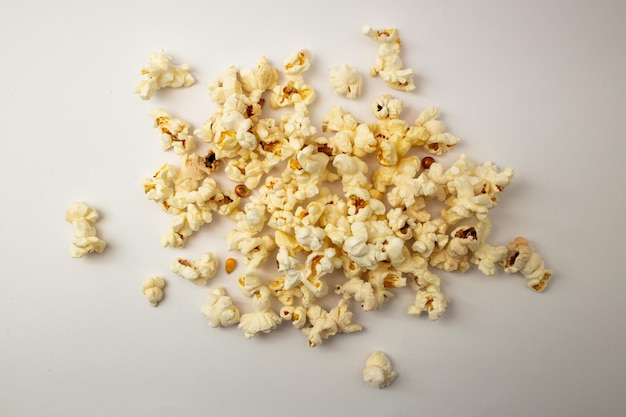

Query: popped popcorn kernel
<box><xmin>363</xmin><ymin>25</ymin><xmax>415</xmax><ymax>92</ymax></box>
<box><xmin>135</xmin><ymin>50</ymin><xmax>195</xmax><ymax>100</ymax></box>
<box><xmin>363</xmin><ymin>351</ymin><xmax>397</xmax><ymax>388</ymax></box>
<box><xmin>142</xmin><ymin>277</ymin><xmax>165</xmax><ymax>307</ymax></box>
<box><xmin>170</xmin><ymin>252</ymin><xmax>218</xmax><ymax>286</ymax></box>
<box><xmin>202</xmin><ymin>287</ymin><xmax>240</xmax><ymax>327</ymax></box>
<box><xmin>329</xmin><ymin>64</ymin><xmax>363</xmax><ymax>98</ymax></box>
<box><xmin>65</xmin><ymin>202</ymin><xmax>106</xmax><ymax>258</ymax></box>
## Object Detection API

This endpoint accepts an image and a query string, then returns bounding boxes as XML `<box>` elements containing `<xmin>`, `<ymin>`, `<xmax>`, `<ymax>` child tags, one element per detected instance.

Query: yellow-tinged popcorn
<box><xmin>142</xmin><ymin>277</ymin><xmax>165</xmax><ymax>307</ymax></box>
<box><xmin>135</xmin><ymin>50</ymin><xmax>195</xmax><ymax>100</ymax></box>
<box><xmin>201</xmin><ymin>287</ymin><xmax>240</xmax><ymax>327</ymax></box>
<box><xmin>363</xmin><ymin>351</ymin><xmax>397</xmax><ymax>388</ymax></box>
<box><xmin>329</xmin><ymin>64</ymin><xmax>363</xmax><ymax>98</ymax></box>
<box><xmin>362</xmin><ymin>26</ymin><xmax>415</xmax><ymax>92</ymax></box>
<box><xmin>65</xmin><ymin>202</ymin><xmax>106</xmax><ymax>258</ymax></box>
<box><xmin>137</xmin><ymin>25</ymin><xmax>553</xmax><ymax>356</ymax></box>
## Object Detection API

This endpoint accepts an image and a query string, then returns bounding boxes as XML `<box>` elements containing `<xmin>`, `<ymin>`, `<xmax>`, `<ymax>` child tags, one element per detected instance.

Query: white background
<box><xmin>2</xmin><ymin>1</ymin><xmax>625</xmax><ymax>416</ymax></box>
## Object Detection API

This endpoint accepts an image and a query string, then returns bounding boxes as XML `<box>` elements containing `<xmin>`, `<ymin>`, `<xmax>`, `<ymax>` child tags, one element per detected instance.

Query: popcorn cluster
<box><xmin>138</xmin><ymin>27</ymin><xmax>552</xmax><ymax>347</ymax></box>
<box><xmin>65</xmin><ymin>202</ymin><xmax>106</xmax><ymax>258</ymax></box>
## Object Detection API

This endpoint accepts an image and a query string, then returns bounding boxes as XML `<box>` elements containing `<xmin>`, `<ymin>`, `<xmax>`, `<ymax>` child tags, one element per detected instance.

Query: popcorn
<box><xmin>65</xmin><ymin>202</ymin><xmax>106</xmax><ymax>258</ymax></box>
<box><xmin>302</xmin><ymin>299</ymin><xmax>362</xmax><ymax>347</ymax></box>
<box><xmin>329</xmin><ymin>64</ymin><xmax>363</xmax><ymax>98</ymax></box>
<box><xmin>142</xmin><ymin>277</ymin><xmax>165</xmax><ymax>307</ymax></box>
<box><xmin>238</xmin><ymin>287</ymin><xmax>282</xmax><ymax>338</ymax></box>
<box><xmin>149</xmin><ymin>108</ymin><xmax>195</xmax><ymax>154</ymax></box>
<box><xmin>135</xmin><ymin>50</ymin><xmax>195</xmax><ymax>100</ymax></box>
<box><xmin>138</xmin><ymin>26</ymin><xmax>553</xmax><ymax>354</ymax></box>
<box><xmin>170</xmin><ymin>252</ymin><xmax>218</xmax><ymax>286</ymax></box>
<box><xmin>202</xmin><ymin>287</ymin><xmax>240</xmax><ymax>327</ymax></box>
<box><xmin>363</xmin><ymin>26</ymin><xmax>415</xmax><ymax>91</ymax></box>
<box><xmin>501</xmin><ymin>237</ymin><xmax>553</xmax><ymax>292</ymax></box>
<box><xmin>363</xmin><ymin>351</ymin><xmax>397</xmax><ymax>388</ymax></box>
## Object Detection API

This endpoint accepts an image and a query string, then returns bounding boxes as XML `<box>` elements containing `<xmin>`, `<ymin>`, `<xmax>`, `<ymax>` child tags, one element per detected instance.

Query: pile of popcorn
<box><xmin>134</xmin><ymin>26</ymin><xmax>553</xmax><ymax>351</ymax></box>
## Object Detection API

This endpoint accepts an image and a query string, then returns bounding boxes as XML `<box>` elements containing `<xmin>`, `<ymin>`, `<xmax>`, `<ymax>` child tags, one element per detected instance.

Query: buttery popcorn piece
<box><xmin>142</xmin><ymin>277</ymin><xmax>165</xmax><ymax>307</ymax></box>
<box><xmin>135</xmin><ymin>50</ymin><xmax>195</xmax><ymax>100</ymax></box>
<box><xmin>501</xmin><ymin>237</ymin><xmax>553</xmax><ymax>292</ymax></box>
<box><xmin>65</xmin><ymin>202</ymin><xmax>106</xmax><ymax>258</ymax></box>
<box><xmin>363</xmin><ymin>351</ymin><xmax>397</xmax><ymax>388</ymax></box>
<box><xmin>363</xmin><ymin>25</ymin><xmax>415</xmax><ymax>91</ymax></box>
<box><xmin>202</xmin><ymin>287</ymin><xmax>240</xmax><ymax>327</ymax></box>
<box><xmin>329</xmin><ymin>64</ymin><xmax>363</xmax><ymax>98</ymax></box>
<box><xmin>171</xmin><ymin>252</ymin><xmax>218</xmax><ymax>286</ymax></box>
<box><xmin>149</xmin><ymin>108</ymin><xmax>195</xmax><ymax>154</ymax></box>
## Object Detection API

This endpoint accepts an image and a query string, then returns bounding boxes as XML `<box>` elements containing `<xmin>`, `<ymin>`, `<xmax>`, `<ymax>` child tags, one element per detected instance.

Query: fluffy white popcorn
<box><xmin>329</xmin><ymin>64</ymin><xmax>363</xmax><ymax>98</ymax></box>
<box><xmin>238</xmin><ymin>287</ymin><xmax>282</xmax><ymax>338</ymax></box>
<box><xmin>363</xmin><ymin>351</ymin><xmax>398</xmax><ymax>388</ymax></box>
<box><xmin>279</xmin><ymin>305</ymin><xmax>308</xmax><ymax>328</ymax></box>
<box><xmin>138</xmin><ymin>29</ymin><xmax>553</xmax><ymax>354</ymax></box>
<box><xmin>501</xmin><ymin>237</ymin><xmax>553</xmax><ymax>292</ymax></box>
<box><xmin>363</xmin><ymin>25</ymin><xmax>415</xmax><ymax>91</ymax></box>
<box><xmin>201</xmin><ymin>287</ymin><xmax>240</xmax><ymax>327</ymax></box>
<box><xmin>149</xmin><ymin>108</ymin><xmax>195</xmax><ymax>154</ymax></box>
<box><xmin>135</xmin><ymin>50</ymin><xmax>195</xmax><ymax>100</ymax></box>
<box><xmin>302</xmin><ymin>299</ymin><xmax>362</xmax><ymax>347</ymax></box>
<box><xmin>65</xmin><ymin>202</ymin><xmax>106</xmax><ymax>258</ymax></box>
<box><xmin>284</xmin><ymin>48</ymin><xmax>312</xmax><ymax>76</ymax></box>
<box><xmin>371</xmin><ymin>94</ymin><xmax>404</xmax><ymax>120</ymax></box>
<box><xmin>408</xmin><ymin>286</ymin><xmax>449</xmax><ymax>321</ymax></box>
<box><xmin>170</xmin><ymin>252</ymin><xmax>218</xmax><ymax>286</ymax></box>
<box><xmin>142</xmin><ymin>277</ymin><xmax>165</xmax><ymax>307</ymax></box>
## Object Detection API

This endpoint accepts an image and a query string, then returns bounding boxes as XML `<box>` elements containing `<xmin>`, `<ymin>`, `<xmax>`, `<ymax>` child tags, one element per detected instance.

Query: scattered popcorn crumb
<box><xmin>65</xmin><ymin>202</ymin><xmax>106</xmax><ymax>258</ymax></box>
<box><xmin>329</xmin><ymin>64</ymin><xmax>363</xmax><ymax>98</ymax></box>
<box><xmin>142</xmin><ymin>277</ymin><xmax>165</xmax><ymax>307</ymax></box>
<box><xmin>363</xmin><ymin>351</ymin><xmax>397</xmax><ymax>388</ymax></box>
<box><xmin>135</xmin><ymin>50</ymin><xmax>195</xmax><ymax>100</ymax></box>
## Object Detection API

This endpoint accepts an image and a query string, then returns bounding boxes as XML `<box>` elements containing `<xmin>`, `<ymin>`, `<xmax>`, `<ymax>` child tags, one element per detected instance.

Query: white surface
<box><xmin>2</xmin><ymin>1</ymin><xmax>625</xmax><ymax>416</ymax></box>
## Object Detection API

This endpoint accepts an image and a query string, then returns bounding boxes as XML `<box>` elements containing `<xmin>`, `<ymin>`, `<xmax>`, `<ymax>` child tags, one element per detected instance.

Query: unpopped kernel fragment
<box><xmin>142</xmin><ymin>277</ymin><xmax>165</xmax><ymax>307</ymax></box>
<box><xmin>135</xmin><ymin>50</ymin><xmax>195</xmax><ymax>100</ymax></box>
<box><xmin>329</xmin><ymin>64</ymin><xmax>363</xmax><ymax>98</ymax></box>
<box><xmin>363</xmin><ymin>351</ymin><xmax>397</xmax><ymax>388</ymax></box>
<box><xmin>65</xmin><ymin>202</ymin><xmax>106</xmax><ymax>258</ymax></box>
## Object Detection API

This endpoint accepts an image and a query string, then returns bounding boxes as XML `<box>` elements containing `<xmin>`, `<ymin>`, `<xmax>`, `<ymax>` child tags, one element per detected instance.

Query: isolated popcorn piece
<box><xmin>284</xmin><ymin>48</ymin><xmax>312</xmax><ymax>76</ymax></box>
<box><xmin>65</xmin><ymin>202</ymin><xmax>106</xmax><ymax>258</ymax></box>
<box><xmin>329</xmin><ymin>64</ymin><xmax>363</xmax><ymax>98</ymax></box>
<box><xmin>238</xmin><ymin>287</ymin><xmax>282</xmax><ymax>338</ymax></box>
<box><xmin>149</xmin><ymin>108</ymin><xmax>195</xmax><ymax>154</ymax></box>
<box><xmin>363</xmin><ymin>351</ymin><xmax>398</xmax><ymax>388</ymax></box>
<box><xmin>302</xmin><ymin>299</ymin><xmax>362</xmax><ymax>347</ymax></box>
<box><xmin>135</xmin><ymin>50</ymin><xmax>195</xmax><ymax>100</ymax></box>
<box><xmin>362</xmin><ymin>25</ymin><xmax>415</xmax><ymax>91</ymax></box>
<box><xmin>501</xmin><ymin>237</ymin><xmax>553</xmax><ymax>292</ymax></box>
<box><xmin>142</xmin><ymin>277</ymin><xmax>165</xmax><ymax>307</ymax></box>
<box><xmin>170</xmin><ymin>252</ymin><xmax>218</xmax><ymax>286</ymax></box>
<box><xmin>201</xmin><ymin>287</ymin><xmax>240</xmax><ymax>327</ymax></box>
